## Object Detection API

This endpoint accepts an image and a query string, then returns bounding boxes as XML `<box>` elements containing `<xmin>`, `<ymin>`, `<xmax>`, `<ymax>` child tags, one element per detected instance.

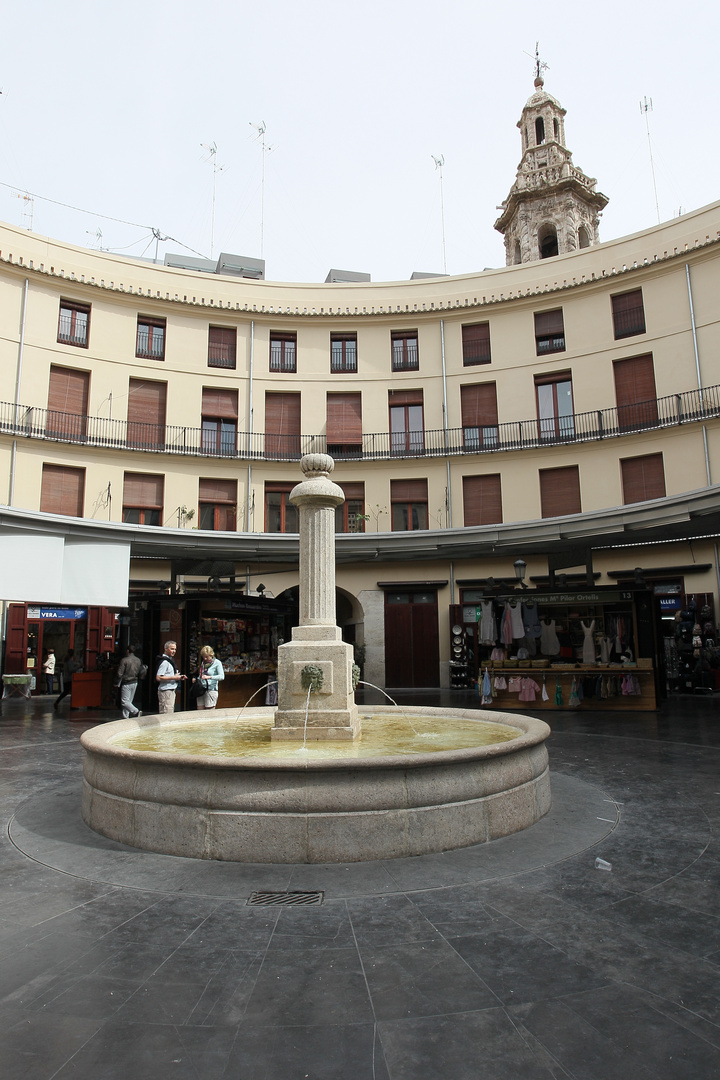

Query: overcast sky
<box><xmin>0</xmin><ymin>0</ymin><xmax>717</xmax><ymax>283</ymax></box>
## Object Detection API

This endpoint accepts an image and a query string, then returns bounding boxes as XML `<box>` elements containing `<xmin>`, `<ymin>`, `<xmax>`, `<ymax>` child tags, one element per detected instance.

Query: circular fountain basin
<box><xmin>81</xmin><ymin>706</ymin><xmax>551</xmax><ymax>864</ymax></box>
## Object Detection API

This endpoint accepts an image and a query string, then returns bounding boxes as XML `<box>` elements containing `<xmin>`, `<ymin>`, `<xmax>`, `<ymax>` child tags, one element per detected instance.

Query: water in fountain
<box><xmin>231</xmin><ymin>681</ymin><xmax>275</xmax><ymax>723</ymax></box>
<box><xmin>356</xmin><ymin>681</ymin><xmax>439</xmax><ymax>739</ymax></box>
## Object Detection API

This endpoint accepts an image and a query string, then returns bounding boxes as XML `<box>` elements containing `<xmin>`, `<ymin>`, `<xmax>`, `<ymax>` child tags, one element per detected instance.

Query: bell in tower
<box><xmin>494</xmin><ymin>53</ymin><xmax>608</xmax><ymax>265</ymax></box>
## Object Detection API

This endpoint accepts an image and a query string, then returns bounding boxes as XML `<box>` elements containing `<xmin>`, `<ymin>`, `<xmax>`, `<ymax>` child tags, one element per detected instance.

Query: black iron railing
<box><xmin>2</xmin><ymin>382</ymin><xmax>720</xmax><ymax>463</ymax></box>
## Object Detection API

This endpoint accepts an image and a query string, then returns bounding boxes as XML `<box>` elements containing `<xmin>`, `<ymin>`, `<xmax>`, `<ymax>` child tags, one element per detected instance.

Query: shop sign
<box><xmin>659</xmin><ymin>597</ymin><xmax>682</xmax><ymax>611</ymax></box>
<box><xmin>27</xmin><ymin>606</ymin><xmax>87</xmax><ymax>620</ymax></box>
<box><xmin>535</xmin><ymin>591</ymin><xmax>633</xmax><ymax>605</ymax></box>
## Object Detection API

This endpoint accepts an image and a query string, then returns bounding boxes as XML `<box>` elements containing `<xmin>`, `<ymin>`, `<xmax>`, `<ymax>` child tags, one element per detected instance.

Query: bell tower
<box><xmin>494</xmin><ymin>57</ymin><xmax>608</xmax><ymax>265</ymax></box>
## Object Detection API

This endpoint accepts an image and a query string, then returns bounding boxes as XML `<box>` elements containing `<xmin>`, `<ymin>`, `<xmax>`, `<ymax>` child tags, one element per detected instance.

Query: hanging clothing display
<box><xmin>541</xmin><ymin>674</ymin><xmax>549</xmax><ymax>701</ymax></box>
<box><xmin>493</xmin><ymin>675</ymin><xmax>507</xmax><ymax>691</ymax></box>
<box><xmin>501</xmin><ymin>604</ymin><xmax>513</xmax><ymax>647</ymax></box>
<box><xmin>555</xmin><ymin>678</ymin><xmax>563</xmax><ymax>706</ymax></box>
<box><xmin>581</xmin><ymin>620</ymin><xmax>596</xmax><ymax>664</ymax></box>
<box><xmin>522</xmin><ymin>601</ymin><xmax>542</xmax><ymax>639</ymax></box>
<box><xmin>507</xmin><ymin>676</ymin><xmax>522</xmax><ymax>693</ymax></box>
<box><xmin>490</xmin><ymin>647</ymin><xmax>506</xmax><ymax>662</ymax></box>
<box><xmin>509</xmin><ymin>600</ymin><xmax>525</xmax><ymax>639</ymax></box>
<box><xmin>540</xmin><ymin>619</ymin><xmax>561</xmax><ymax>656</ymax></box>
<box><xmin>599</xmin><ymin>636</ymin><xmax>611</xmax><ymax>664</ymax></box>
<box><xmin>568</xmin><ymin>677</ymin><xmax>580</xmax><ymax>708</ymax></box>
<box><xmin>481</xmin><ymin>668</ymin><xmax>493</xmax><ymax>705</ymax></box>
<box><xmin>478</xmin><ymin>601</ymin><xmax>497</xmax><ymax>646</ymax></box>
<box><xmin>518</xmin><ymin>677</ymin><xmax>540</xmax><ymax>702</ymax></box>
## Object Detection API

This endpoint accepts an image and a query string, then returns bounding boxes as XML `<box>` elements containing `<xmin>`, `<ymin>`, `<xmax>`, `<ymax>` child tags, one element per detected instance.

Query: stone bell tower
<box><xmin>494</xmin><ymin>68</ymin><xmax>608</xmax><ymax>265</ymax></box>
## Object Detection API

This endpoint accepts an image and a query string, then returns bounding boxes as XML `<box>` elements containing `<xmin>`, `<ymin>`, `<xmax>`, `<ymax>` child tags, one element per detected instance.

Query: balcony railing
<box><xmin>2</xmin><ymin>382</ymin><xmax>720</xmax><ymax>463</ymax></box>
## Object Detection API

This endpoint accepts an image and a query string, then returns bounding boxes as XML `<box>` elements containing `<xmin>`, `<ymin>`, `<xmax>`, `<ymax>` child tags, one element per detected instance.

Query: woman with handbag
<box><xmin>191</xmin><ymin>645</ymin><xmax>225</xmax><ymax>710</ymax></box>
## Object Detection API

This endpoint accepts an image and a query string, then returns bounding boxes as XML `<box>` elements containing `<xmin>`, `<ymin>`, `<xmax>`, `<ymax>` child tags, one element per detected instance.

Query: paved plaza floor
<box><xmin>1</xmin><ymin>690</ymin><xmax>719</xmax><ymax>1079</ymax></box>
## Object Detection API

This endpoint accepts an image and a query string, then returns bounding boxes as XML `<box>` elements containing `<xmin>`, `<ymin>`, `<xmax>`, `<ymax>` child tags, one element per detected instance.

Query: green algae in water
<box><xmin>113</xmin><ymin>713</ymin><xmax>521</xmax><ymax>761</ymax></box>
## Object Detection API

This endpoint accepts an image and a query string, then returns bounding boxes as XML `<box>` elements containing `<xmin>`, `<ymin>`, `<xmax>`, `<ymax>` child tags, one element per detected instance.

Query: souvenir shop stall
<box><xmin>663</xmin><ymin>593</ymin><xmax>718</xmax><ymax>694</ymax></box>
<box><xmin>449</xmin><ymin>584</ymin><xmax>658</xmax><ymax>711</ymax></box>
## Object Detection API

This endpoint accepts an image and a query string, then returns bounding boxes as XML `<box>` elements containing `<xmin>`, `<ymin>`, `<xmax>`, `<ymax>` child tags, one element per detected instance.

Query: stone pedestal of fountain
<box><xmin>272</xmin><ymin>453</ymin><xmax>360</xmax><ymax>742</ymax></box>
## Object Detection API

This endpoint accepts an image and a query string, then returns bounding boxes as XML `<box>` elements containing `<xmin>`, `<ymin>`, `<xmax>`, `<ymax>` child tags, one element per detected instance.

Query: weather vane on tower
<box><xmin>527</xmin><ymin>42</ymin><xmax>549</xmax><ymax>83</ymax></box>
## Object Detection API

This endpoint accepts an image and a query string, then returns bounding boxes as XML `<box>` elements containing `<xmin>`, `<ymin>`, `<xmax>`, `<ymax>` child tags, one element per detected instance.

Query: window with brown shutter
<box><xmin>462</xmin><ymin>323</ymin><xmax>491</xmax><ymax>366</ymax></box>
<box><xmin>534</xmin><ymin>372</ymin><xmax>574</xmax><ymax>440</ymax></box>
<box><xmin>460</xmin><ymin>383</ymin><xmax>498</xmax><ymax>449</ymax></box>
<box><xmin>40</xmin><ymin>464</ymin><xmax>85</xmax><ymax>517</ymax></box>
<box><xmin>208</xmin><ymin>326</ymin><xmax>237</xmax><ymax>369</ymax></box>
<box><xmin>462</xmin><ymin>475</ymin><xmax>502</xmax><ymax>526</ymax></box>
<box><xmin>46</xmin><ymin>366</ymin><xmax>90</xmax><ymax>440</ymax></box>
<box><xmin>391</xmin><ymin>331</ymin><xmax>419</xmax><ymax>371</ymax></box>
<box><xmin>335</xmin><ymin>482</ymin><xmax>365</xmax><ymax>533</ymax></box>
<box><xmin>136</xmin><ymin>316</ymin><xmax>166</xmax><ymax>360</ymax></box>
<box><xmin>327</xmin><ymin>392</ymin><xmax>362</xmax><ymax>455</ymax></box>
<box><xmin>265</xmin><ymin>392</ymin><xmax>301</xmax><ymax>459</ymax></box>
<box><xmin>331</xmin><ymin>333</ymin><xmax>357</xmax><ymax>373</ymax></box>
<box><xmin>534</xmin><ymin>309</ymin><xmax>565</xmax><ymax>354</ymax></box>
<box><xmin>539</xmin><ymin>465</ymin><xmax>581</xmax><ymax>518</ymax></box>
<box><xmin>57</xmin><ymin>300</ymin><xmax>90</xmax><ymax>347</ymax></box>
<box><xmin>199</xmin><ymin>477</ymin><xmax>237</xmax><ymax>531</ymax></box>
<box><xmin>611</xmin><ymin>289</ymin><xmax>646</xmax><ymax>339</ymax></box>
<box><xmin>202</xmin><ymin>387</ymin><xmax>238</xmax><ymax>456</ymax></box>
<box><xmin>265</xmin><ymin>482</ymin><xmax>298</xmax><ymax>533</ymax></box>
<box><xmin>390</xmin><ymin>478</ymin><xmax>428</xmax><ymax>531</ymax></box>
<box><xmin>122</xmin><ymin>472</ymin><xmax>164</xmax><ymax>526</ymax></box>
<box><xmin>270</xmin><ymin>332</ymin><xmax>297</xmax><ymax>373</ymax></box>
<box><xmin>613</xmin><ymin>354</ymin><xmax>658</xmax><ymax>430</ymax></box>
<box><xmin>621</xmin><ymin>454</ymin><xmax>666</xmax><ymax>504</ymax></box>
<box><xmin>127</xmin><ymin>378</ymin><xmax>166</xmax><ymax>449</ymax></box>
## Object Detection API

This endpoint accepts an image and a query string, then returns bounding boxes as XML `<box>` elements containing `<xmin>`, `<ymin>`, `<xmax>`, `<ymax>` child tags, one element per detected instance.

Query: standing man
<box><xmin>42</xmin><ymin>648</ymin><xmax>56</xmax><ymax>694</ymax></box>
<box><xmin>54</xmin><ymin>649</ymin><xmax>82</xmax><ymax>709</ymax></box>
<box><xmin>115</xmin><ymin>646</ymin><xmax>143</xmax><ymax>719</ymax></box>
<box><xmin>155</xmin><ymin>640</ymin><xmax>186</xmax><ymax>713</ymax></box>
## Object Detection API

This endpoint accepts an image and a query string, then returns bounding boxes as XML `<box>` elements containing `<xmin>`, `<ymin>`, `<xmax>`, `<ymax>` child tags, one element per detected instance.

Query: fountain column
<box><xmin>272</xmin><ymin>453</ymin><xmax>360</xmax><ymax>741</ymax></box>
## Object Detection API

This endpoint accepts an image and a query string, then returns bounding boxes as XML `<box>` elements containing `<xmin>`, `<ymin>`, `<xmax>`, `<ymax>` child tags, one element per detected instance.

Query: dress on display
<box><xmin>581</xmin><ymin>619</ymin><xmax>596</xmax><ymax>664</ymax></box>
<box><xmin>540</xmin><ymin>618</ymin><xmax>561</xmax><ymax>655</ymax></box>
<box><xmin>509</xmin><ymin>600</ymin><xmax>525</xmax><ymax>639</ymax></box>
<box><xmin>479</xmin><ymin>601</ymin><xmax>497</xmax><ymax>645</ymax></box>
<box><xmin>522</xmin><ymin>601</ymin><xmax>542</xmax><ymax>639</ymax></box>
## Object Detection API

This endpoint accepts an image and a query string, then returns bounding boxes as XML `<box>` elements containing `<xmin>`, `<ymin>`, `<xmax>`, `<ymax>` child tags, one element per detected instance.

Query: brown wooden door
<box><xmin>384</xmin><ymin>590</ymin><xmax>439</xmax><ymax>688</ymax></box>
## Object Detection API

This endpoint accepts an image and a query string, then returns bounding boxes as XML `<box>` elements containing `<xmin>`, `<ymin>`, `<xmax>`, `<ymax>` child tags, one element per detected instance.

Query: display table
<box><xmin>481</xmin><ymin>663</ymin><xmax>657</xmax><ymax>711</ymax></box>
<box><xmin>2</xmin><ymin>675</ymin><xmax>33</xmax><ymax>699</ymax></box>
<box><xmin>217</xmin><ymin>671</ymin><xmax>277</xmax><ymax>709</ymax></box>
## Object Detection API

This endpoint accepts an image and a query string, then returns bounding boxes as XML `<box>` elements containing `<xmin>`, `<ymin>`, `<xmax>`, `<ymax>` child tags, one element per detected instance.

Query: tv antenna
<box><xmin>640</xmin><ymin>97</ymin><xmax>660</xmax><ymax>225</ymax></box>
<box><xmin>432</xmin><ymin>155</ymin><xmax>447</xmax><ymax>274</ymax></box>
<box><xmin>13</xmin><ymin>190</ymin><xmax>34</xmax><ymax>230</ymax></box>
<box><xmin>151</xmin><ymin>226</ymin><xmax>169</xmax><ymax>263</ymax></box>
<box><xmin>524</xmin><ymin>42</ymin><xmax>549</xmax><ymax>83</ymax></box>
<box><xmin>250</xmin><ymin>121</ymin><xmax>273</xmax><ymax>259</ymax></box>
<box><xmin>86</xmin><ymin>227</ymin><xmax>104</xmax><ymax>250</ymax></box>
<box><xmin>200</xmin><ymin>141</ymin><xmax>226</xmax><ymax>258</ymax></box>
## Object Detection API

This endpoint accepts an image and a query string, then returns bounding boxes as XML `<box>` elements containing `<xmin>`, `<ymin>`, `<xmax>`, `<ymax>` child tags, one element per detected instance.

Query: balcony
<box><xmin>2</xmin><ymin>383</ymin><xmax>720</xmax><ymax>463</ymax></box>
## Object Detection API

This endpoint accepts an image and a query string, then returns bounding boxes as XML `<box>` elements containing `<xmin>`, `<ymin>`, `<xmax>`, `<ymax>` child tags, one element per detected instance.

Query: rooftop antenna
<box><xmin>86</xmin><ymin>227</ymin><xmax>104</xmax><ymax>250</ymax></box>
<box><xmin>13</xmin><ymin>190</ymin><xmax>34</xmax><ymax>230</ymax></box>
<box><xmin>200</xmin><ymin>141</ymin><xmax>225</xmax><ymax>258</ymax></box>
<box><xmin>524</xmin><ymin>42</ymin><xmax>549</xmax><ymax>84</ymax></box>
<box><xmin>151</xmin><ymin>226</ymin><xmax>169</xmax><ymax>263</ymax></box>
<box><xmin>431</xmin><ymin>155</ymin><xmax>447</xmax><ymax>274</ymax></box>
<box><xmin>640</xmin><ymin>97</ymin><xmax>661</xmax><ymax>225</ymax></box>
<box><xmin>250</xmin><ymin>121</ymin><xmax>273</xmax><ymax>259</ymax></box>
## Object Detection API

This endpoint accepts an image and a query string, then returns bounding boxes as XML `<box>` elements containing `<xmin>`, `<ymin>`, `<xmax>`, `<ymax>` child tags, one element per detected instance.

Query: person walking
<box><xmin>192</xmin><ymin>645</ymin><xmax>225</xmax><ymax>711</ymax></box>
<box><xmin>155</xmin><ymin>640</ymin><xmax>186</xmax><ymax>713</ymax></box>
<box><xmin>42</xmin><ymin>648</ymin><xmax>56</xmax><ymax>694</ymax></box>
<box><xmin>114</xmin><ymin>646</ymin><xmax>143</xmax><ymax>719</ymax></box>
<box><xmin>54</xmin><ymin>649</ymin><xmax>82</xmax><ymax>708</ymax></box>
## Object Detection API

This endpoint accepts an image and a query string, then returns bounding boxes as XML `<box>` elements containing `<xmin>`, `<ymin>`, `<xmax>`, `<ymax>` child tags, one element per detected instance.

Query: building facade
<box><xmin>1</xmin><ymin>190</ymin><xmax>720</xmax><ymax>703</ymax></box>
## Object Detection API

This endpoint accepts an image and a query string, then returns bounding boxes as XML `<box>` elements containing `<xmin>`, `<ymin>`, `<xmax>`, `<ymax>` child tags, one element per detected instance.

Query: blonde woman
<box><xmin>192</xmin><ymin>645</ymin><xmax>225</xmax><ymax>710</ymax></box>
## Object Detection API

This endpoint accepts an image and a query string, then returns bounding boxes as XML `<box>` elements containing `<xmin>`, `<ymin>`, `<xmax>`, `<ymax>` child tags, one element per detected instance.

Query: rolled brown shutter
<box><xmin>327</xmin><ymin>393</ymin><xmax>362</xmax><ymax>444</ymax></box>
<box><xmin>534</xmin><ymin>309</ymin><xmax>564</xmax><ymax>336</ymax></box>
<box><xmin>391</xmin><ymin>478</ymin><xmax>427</xmax><ymax>502</ymax></box>
<box><xmin>621</xmin><ymin>454</ymin><xmax>665</xmax><ymax>504</ymax></box>
<box><xmin>123</xmin><ymin>472</ymin><xmax>164</xmax><ymax>508</ymax></box>
<box><xmin>462</xmin><ymin>474</ymin><xmax>502</xmax><ymax>525</ymax></box>
<box><xmin>208</xmin><ymin>327</ymin><xmax>237</xmax><ymax>366</ymax></box>
<box><xmin>388</xmin><ymin>389</ymin><xmax>423</xmax><ymax>406</ymax></box>
<box><xmin>127</xmin><ymin>378</ymin><xmax>166</xmax><ymax>447</ymax></box>
<box><xmin>338</xmin><ymin>482</ymin><xmax>364</xmax><ymax>500</ymax></box>
<box><xmin>40</xmin><ymin>465</ymin><xmax>85</xmax><ymax>517</ymax></box>
<box><xmin>611</xmin><ymin>290</ymin><xmax>646</xmax><ymax>337</ymax></box>
<box><xmin>613</xmin><ymin>355</ymin><xmax>658</xmax><ymax>427</ymax></box>
<box><xmin>202</xmin><ymin>387</ymin><xmax>238</xmax><ymax>419</ymax></box>
<box><xmin>461</xmin><ymin>323</ymin><xmax>491</xmax><ymax>363</ymax></box>
<box><xmin>47</xmin><ymin>366</ymin><xmax>89</xmax><ymax>439</ymax></box>
<box><xmin>265</xmin><ymin>392</ymin><xmax>301</xmax><ymax>456</ymax></box>
<box><xmin>539</xmin><ymin>465</ymin><xmax>581</xmax><ymax>518</ymax></box>
<box><xmin>460</xmin><ymin>383</ymin><xmax>498</xmax><ymax>427</ymax></box>
<box><xmin>199</xmin><ymin>478</ymin><xmax>237</xmax><ymax>503</ymax></box>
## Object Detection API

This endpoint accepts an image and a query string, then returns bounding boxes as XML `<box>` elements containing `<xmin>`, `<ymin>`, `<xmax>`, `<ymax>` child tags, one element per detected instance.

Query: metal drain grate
<box><xmin>247</xmin><ymin>890</ymin><xmax>324</xmax><ymax>907</ymax></box>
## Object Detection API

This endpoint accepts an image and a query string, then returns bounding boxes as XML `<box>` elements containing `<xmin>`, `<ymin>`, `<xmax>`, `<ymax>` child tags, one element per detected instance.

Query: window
<box><xmin>46</xmin><ymin>365</ymin><xmax>89</xmax><ymax>440</ymax></box>
<box><xmin>391</xmin><ymin>478</ymin><xmax>428</xmax><ymax>531</ymax></box>
<box><xmin>461</xmin><ymin>383</ymin><xmax>498</xmax><ymax>450</ymax></box>
<box><xmin>265</xmin><ymin>392</ymin><xmax>301</xmax><ymax>458</ymax></box>
<box><xmin>326</xmin><ymin>392</ymin><xmax>362</xmax><ymax>456</ymax></box>
<box><xmin>270</xmin><ymin>332</ymin><xmax>297</xmax><ymax>373</ymax></box>
<box><xmin>265</xmin><ymin>482</ymin><xmax>298</xmax><ymax>533</ymax></box>
<box><xmin>621</xmin><ymin>454</ymin><xmax>666</xmax><ymax>504</ymax></box>
<box><xmin>127</xmin><ymin>378</ymin><xmax>166</xmax><ymax>449</ymax></box>
<box><xmin>535</xmin><ymin>372</ymin><xmax>574</xmax><ymax>440</ymax></box>
<box><xmin>538</xmin><ymin>226</ymin><xmax>559</xmax><ymax>260</ymax></box>
<box><xmin>462</xmin><ymin>323</ymin><xmax>491</xmax><ymax>366</ymax></box>
<box><xmin>122</xmin><ymin>472</ymin><xmax>163</xmax><ymax>526</ymax></box>
<box><xmin>535</xmin><ymin>116</ymin><xmax>545</xmax><ymax>145</ymax></box>
<box><xmin>136</xmin><ymin>316</ymin><xmax>166</xmax><ymax>360</ymax></box>
<box><xmin>391</xmin><ymin>331</ymin><xmax>419</xmax><ymax>371</ymax></box>
<box><xmin>335</xmin><ymin>482</ymin><xmax>365</xmax><ymax>533</ymax></box>
<box><xmin>331</xmin><ymin>333</ymin><xmax>357</xmax><ymax>373</ymax></box>
<box><xmin>199</xmin><ymin>478</ymin><xmax>237</xmax><ymax>530</ymax></box>
<box><xmin>539</xmin><ymin>465</ymin><xmax>581</xmax><ymax>518</ymax></box>
<box><xmin>534</xmin><ymin>309</ymin><xmax>565</xmax><ymax>353</ymax></box>
<box><xmin>208</xmin><ymin>326</ymin><xmax>237</xmax><ymax>368</ymax></box>
<box><xmin>40</xmin><ymin>464</ymin><xmax>85</xmax><ymax>517</ymax></box>
<box><xmin>613</xmin><ymin>354</ymin><xmax>658</xmax><ymax>430</ymax></box>
<box><xmin>463</xmin><ymin>474</ymin><xmax>502</xmax><ymax>526</ymax></box>
<box><xmin>611</xmin><ymin>289</ymin><xmax>646</xmax><ymax>339</ymax></box>
<box><xmin>201</xmin><ymin>387</ymin><xmax>238</xmax><ymax>456</ymax></box>
<box><xmin>57</xmin><ymin>300</ymin><xmax>90</xmax><ymax>347</ymax></box>
<box><xmin>389</xmin><ymin>390</ymin><xmax>423</xmax><ymax>454</ymax></box>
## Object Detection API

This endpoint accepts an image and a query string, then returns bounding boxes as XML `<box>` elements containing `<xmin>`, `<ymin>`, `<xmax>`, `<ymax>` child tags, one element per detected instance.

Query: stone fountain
<box><xmin>80</xmin><ymin>454</ymin><xmax>551</xmax><ymax>863</ymax></box>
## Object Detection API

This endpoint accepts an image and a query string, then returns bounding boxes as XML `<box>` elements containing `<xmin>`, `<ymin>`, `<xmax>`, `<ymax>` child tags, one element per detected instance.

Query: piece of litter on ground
<box><xmin>595</xmin><ymin>857</ymin><xmax>612</xmax><ymax>871</ymax></box>
<box><xmin>597</xmin><ymin>817</ymin><xmax>615</xmax><ymax>823</ymax></box>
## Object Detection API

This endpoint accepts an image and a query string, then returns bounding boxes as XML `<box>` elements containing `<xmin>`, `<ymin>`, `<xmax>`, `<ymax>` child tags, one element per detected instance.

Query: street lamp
<box><xmin>514</xmin><ymin>559</ymin><xmax>528</xmax><ymax>589</ymax></box>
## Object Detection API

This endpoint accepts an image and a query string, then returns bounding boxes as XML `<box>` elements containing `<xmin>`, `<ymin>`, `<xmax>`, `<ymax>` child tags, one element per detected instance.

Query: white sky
<box><xmin>0</xmin><ymin>0</ymin><xmax>717</xmax><ymax>283</ymax></box>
